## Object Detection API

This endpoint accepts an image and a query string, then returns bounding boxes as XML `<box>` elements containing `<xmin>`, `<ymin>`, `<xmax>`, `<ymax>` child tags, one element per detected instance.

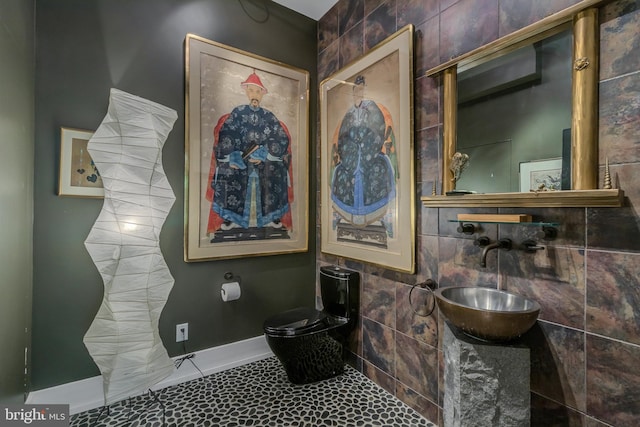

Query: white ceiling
<box><xmin>272</xmin><ymin>0</ymin><xmax>338</xmax><ymax>21</ymax></box>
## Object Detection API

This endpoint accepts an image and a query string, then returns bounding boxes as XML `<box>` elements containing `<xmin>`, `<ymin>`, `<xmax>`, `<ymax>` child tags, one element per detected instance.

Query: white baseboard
<box><xmin>26</xmin><ymin>335</ymin><xmax>274</xmax><ymax>415</ymax></box>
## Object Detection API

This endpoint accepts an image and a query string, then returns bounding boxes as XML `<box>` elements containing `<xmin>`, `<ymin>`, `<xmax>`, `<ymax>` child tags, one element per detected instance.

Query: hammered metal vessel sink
<box><xmin>434</xmin><ymin>286</ymin><xmax>540</xmax><ymax>342</ymax></box>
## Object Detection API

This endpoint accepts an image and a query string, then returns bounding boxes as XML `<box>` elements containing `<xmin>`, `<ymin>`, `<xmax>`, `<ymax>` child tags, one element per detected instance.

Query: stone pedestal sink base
<box><xmin>443</xmin><ymin>322</ymin><xmax>530</xmax><ymax>427</ymax></box>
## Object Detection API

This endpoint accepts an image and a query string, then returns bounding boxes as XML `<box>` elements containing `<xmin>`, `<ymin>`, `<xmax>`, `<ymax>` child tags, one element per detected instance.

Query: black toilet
<box><xmin>263</xmin><ymin>266</ymin><xmax>360</xmax><ymax>384</ymax></box>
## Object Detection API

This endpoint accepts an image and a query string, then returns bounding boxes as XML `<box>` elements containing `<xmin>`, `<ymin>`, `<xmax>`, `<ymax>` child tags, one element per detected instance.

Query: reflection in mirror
<box><xmin>455</xmin><ymin>28</ymin><xmax>573</xmax><ymax>194</ymax></box>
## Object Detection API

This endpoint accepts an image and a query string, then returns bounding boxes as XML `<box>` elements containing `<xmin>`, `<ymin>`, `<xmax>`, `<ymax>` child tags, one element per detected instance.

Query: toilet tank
<box><xmin>320</xmin><ymin>266</ymin><xmax>360</xmax><ymax>321</ymax></box>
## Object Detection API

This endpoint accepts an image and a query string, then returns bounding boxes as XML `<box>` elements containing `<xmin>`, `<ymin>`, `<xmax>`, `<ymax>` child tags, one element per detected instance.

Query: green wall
<box><xmin>0</xmin><ymin>0</ymin><xmax>34</xmax><ymax>403</ymax></box>
<box><xmin>31</xmin><ymin>0</ymin><xmax>317</xmax><ymax>390</ymax></box>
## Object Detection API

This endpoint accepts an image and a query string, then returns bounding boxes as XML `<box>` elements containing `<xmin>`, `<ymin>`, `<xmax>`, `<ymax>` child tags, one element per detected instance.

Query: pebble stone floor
<box><xmin>70</xmin><ymin>356</ymin><xmax>436</xmax><ymax>426</ymax></box>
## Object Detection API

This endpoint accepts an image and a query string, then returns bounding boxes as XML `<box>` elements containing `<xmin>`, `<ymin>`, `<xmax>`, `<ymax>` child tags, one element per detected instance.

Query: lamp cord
<box><xmin>175</xmin><ymin>339</ymin><xmax>205</xmax><ymax>379</ymax></box>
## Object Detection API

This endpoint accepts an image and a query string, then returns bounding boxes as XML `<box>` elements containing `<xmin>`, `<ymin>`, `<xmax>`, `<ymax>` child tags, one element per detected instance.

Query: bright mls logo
<box><xmin>0</xmin><ymin>405</ymin><xmax>69</xmax><ymax>426</ymax></box>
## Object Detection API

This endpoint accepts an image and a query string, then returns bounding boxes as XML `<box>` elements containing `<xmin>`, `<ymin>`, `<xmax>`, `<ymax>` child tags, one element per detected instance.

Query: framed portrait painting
<box><xmin>320</xmin><ymin>25</ymin><xmax>415</xmax><ymax>273</ymax></box>
<box><xmin>58</xmin><ymin>127</ymin><xmax>103</xmax><ymax>197</ymax></box>
<box><xmin>184</xmin><ymin>34</ymin><xmax>309</xmax><ymax>262</ymax></box>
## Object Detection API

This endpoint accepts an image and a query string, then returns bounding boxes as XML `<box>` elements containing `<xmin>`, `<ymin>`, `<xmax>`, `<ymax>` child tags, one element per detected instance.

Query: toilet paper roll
<box><xmin>221</xmin><ymin>282</ymin><xmax>241</xmax><ymax>302</ymax></box>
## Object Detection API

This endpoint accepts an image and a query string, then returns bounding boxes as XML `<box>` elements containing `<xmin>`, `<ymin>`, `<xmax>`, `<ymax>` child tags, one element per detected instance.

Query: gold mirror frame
<box><xmin>422</xmin><ymin>1</ymin><xmax>624</xmax><ymax>207</ymax></box>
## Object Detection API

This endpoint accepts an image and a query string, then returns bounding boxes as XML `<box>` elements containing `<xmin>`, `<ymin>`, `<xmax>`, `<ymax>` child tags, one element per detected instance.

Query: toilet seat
<box><xmin>264</xmin><ymin>307</ymin><xmax>346</xmax><ymax>337</ymax></box>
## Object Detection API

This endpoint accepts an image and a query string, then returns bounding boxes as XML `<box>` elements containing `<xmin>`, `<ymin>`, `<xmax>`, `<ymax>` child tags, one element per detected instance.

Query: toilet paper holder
<box><xmin>221</xmin><ymin>271</ymin><xmax>242</xmax><ymax>302</ymax></box>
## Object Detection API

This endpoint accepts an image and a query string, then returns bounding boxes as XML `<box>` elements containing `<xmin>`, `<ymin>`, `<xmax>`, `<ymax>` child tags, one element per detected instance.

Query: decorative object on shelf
<box><xmin>83</xmin><ymin>88</ymin><xmax>178</xmax><ymax>406</ymax></box>
<box><xmin>449</xmin><ymin>152</ymin><xmax>469</xmax><ymax>189</ymax></box>
<box><xmin>432</xmin><ymin>181</ymin><xmax>437</xmax><ymax>196</ymax></box>
<box><xmin>320</xmin><ymin>25</ymin><xmax>415</xmax><ymax>273</ymax></box>
<box><xmin>184</xmin><ymin>34</ymin><xmax>309</xmax><ymax>261</ymax></box>
<box><xmin>58</xmin><ymin>127</ymin><xmax>103</xmax><ymax>197</ymax></box>
<box><xmin>603</xmin><ymin>157</ymin><xmax>612</xmax><ymax>189</ymax></box>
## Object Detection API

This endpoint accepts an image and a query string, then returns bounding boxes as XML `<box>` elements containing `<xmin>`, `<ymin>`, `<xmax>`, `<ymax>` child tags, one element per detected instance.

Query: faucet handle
<box><xmin>522</xmin><ymin>239</ymin><xmax>545</xmax><ymax>252</ymax></box>
<box><xmin>474</xmin><ymin>236</ymin><xmax>491</xmax><ymax>247</ymax></box>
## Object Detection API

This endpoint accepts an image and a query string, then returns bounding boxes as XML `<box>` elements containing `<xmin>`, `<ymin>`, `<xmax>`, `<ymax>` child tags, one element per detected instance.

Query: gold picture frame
<box><xmin>58</xmin><ymin>127</ymin><xmax>103</xmax><ymax>197</ymax></box>
<box><xmin>320</xmin><ymin>25</ymin><xmax>415</xmax><ymax>273</ymax></box>
<box><xmin>184</xmin><ymin>34</ymin><xmax>310</xmax><ymax>262</ymax></box>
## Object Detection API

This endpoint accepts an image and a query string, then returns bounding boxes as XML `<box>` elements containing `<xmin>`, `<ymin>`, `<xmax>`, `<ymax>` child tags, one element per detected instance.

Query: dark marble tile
<box><xmin>346</xmin><ymin>313</ymin><xmax>363</xmax><ymax>358</ymax></box>
<box><xmin>437</xmin><ymin>236</ymin><xmax>499</xmax><ymax>287</ymax></box>
<box><xmin>498</xmin><ymin>0</ymin><xmax>580</xmax><ymax>37</ymax></box>
<box><xmin>365</xmin><ymin>0</ymin><xmax>391</xmax><ymax>16</ymax></box>
<box><xmin>362</xmin><ymin>274</ymin><xmax>397</xmax><ymax>327</ymax></box>
<box><xmin>497</xmin><ymin>207</ymin><xmax>585</xmax><ymax>247</ymax></box>
<box><xmin>419</xmin><ymin>204</ymin><xmax>439</xmax><ymax>238</ymax></box>
<box><xmin>398</xmin><ymin>0</ymin><xmax>439</xmax><ymax>27</ymax></box>
<box><xmin>585</xmin><ymin>416</ymin><xmax>612</xmax><ymax>427</ymax></box>
<box><xmin>586</xmin><ymin>250</ymin><xmax>640</xmax><ymax>346</ymax></box>
<box><xmin>395</xmin><ymin>333</ymin><xmax>439</xmax><ymax>401</ymax></box>
<box><xmin>415</xmin><ymin>75</ymin><xmax>440</xmax><ymax>131</ymax></box>
<box><xmin>364</xmin><ymin>1</ymin><xmax>397</xmax><ymax>51</ymax></box>
<box><xmin>523</xmin><ymin>322</ymin><xmax>586</xmax><ymax>412</ymax></box>
<box><xmin>415</xmin><ymin>18</ymin><xmax>440</xmax><ymax>76</ymax></box>
<box><xmin>501</xmin><ymin>246</ymin><xmax>585</xmax><ymax>329</ymax></box>
<box><xmin>440</xmin><ymin>0</ymin><xmax>460</xmax><ymax>12</ymax></box>
<box><xmin>318</xmin><ymin>3</ymin><xmax>339</xmax><ymax>53</ymax></box>
<box><xmin>599</xmin><ymin>72</ymin><xmax>640</xmax><ymax>165</ymax></box>
<box><xmin>362</xmin><ymin>317</ymin><xmax>396</xmax><ymax>375</ymax></box>
<box><xmin>339</xmin><ymin>21</ymin><xmax>364</xmax><ymax>68</ymax></box>
<box><xmin>586</xmin><ymin>334</ymin><xmax>640</xmax><ymax>426</ymax></box>
<box><xmin>587</xmin><ymin>202</ymin><xmax>640</xmax><ymax>253</ymax></box>
<box><xmin>605</xmin><ymin>163</ymin><xmax>640</xmax><ymax>207</ymax></box>
<box><xmin>440</xmin><ymin>0</ymin><xmax>499</xmax><ymax>63</ymax></box>
<box><xmin>417</xmin><ymin>126</ymin><xmax>440</xmax><ymax>183</ymax></box>
<box><xmin>363</xmin><ymin>359</ymin><xmax>396</xmax><ymax>395</ymax></box>
<box><xmin>396</xmin><ymin>382</ymin><xmax>440</xmax><ymax>425</ymax></box>
<box><xmin>396</xmin><ymin>281</ymin><xmax>438</xmax><ymax>346</ymax></box>
<box><xmin>531</xmin><ymin>392</ymin><xmax>586</xmax><ymax>427</ymax></box>
<box><xmin>417</xmin><ymin>234</ymin><xmax>439</xmax><ymax>283</ymax></box>
<box><xmin>339</xmin><ymin>0</ymin><xmax>364</xmax><ymax>36</ymax></box>
<box><xmin>318</xmin><ymin>39</ymin><xmax>339</xmax><ymax>82</ymax></box>
<box><xmin>600</xmin><ymin>0</ymin><xmax>640</xmax><ymax>80</ymax></box>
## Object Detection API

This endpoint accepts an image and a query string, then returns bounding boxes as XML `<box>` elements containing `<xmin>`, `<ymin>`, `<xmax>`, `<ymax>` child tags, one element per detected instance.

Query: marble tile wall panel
<box><xmin>417</xmin><ymin>126</ymin><xmax>440</xmax><ymax>183</ymax></box>
<box><xmin>437</xmin><ymin>236</ymin><xmax>499</xmax><ymax>287</ymax></box>
<box><xmin>364</xmin><ymin>1</ymin><xmax>397</xmax><ymax>50</ymax></box>
<box><xmin>365</xmin><ymin>0</ymin><xmax>390</xmax><ymax>16</ymax></box>
<box><xmin>586</xmin><ymin>250</ymin><xmax>640</xmax><ymax>345</ymax></box>
<box><xmin>415</xmin><ymin>77</ymin><xmax>440</xmax><ymax>131</ymax></box>
<box><xmin>586</xmin><ymin>334</ymin><xmax>640</xmax><ymax>426</ymax></box>
<box><xmin>498</xmin><ymin>207</ymin><xmax>586</xmax><ymax>247</ymax></box>
<box><xmin>318</xmin><ymin>40</ymin><xmax>339</xmax><ymax>82</ymax></box>
<box><xmin>398</xmin><ymin>0</ymin><xmax>439</xmax><ymax>27</ymax></box>
<box><xmin>417</xmin><ymin>234</ymin><xmax>439</xmax><ymax>281</ymax></box>
<box><xmin>531</xmin><ymin>393</ymin><xmax>586</xmax><ymax>426</ymax></box>
<box><xmin>338</xmin><ymin>0</ymin><xmax>364</xmax><ymax>36</ymax></box>
<box><xmin>362</xmin><ymin>274</ymin><xmax>397</xmax><ymax>327</ymax></box>
<box><xmin>525</xmin><ymin>322</ymin><xmax>586</xmax><ymax>412</ymax></box>
<box><xmin>501</xmin><ymin>246</ymin><xmax>585</xmax><ymax>329</ymax></box>
<box><xmin>415</xmin><ymin>19</ymin><xmax>440</xmax><ymax>77</ymax></box>
<box><xmin>600</xmin><ymin>0</ymin><xmax>640</xmax><ymax>80</ymax></box>
<box><xmin>599</xmin><ymin>72</ymin><xmax>640</xmax><ymax>166</ymax></box>
<box><xmin>362</xmin><ymin>317</ymin><xmax>396</xmax><ymax>375</ymax></box>
<box><xmin>587</xmin><ymin>203</ymin><xmax>640</xmax><ymax>252</ymax></box>
<box><xmin>318</xmin><ymin>5</ymin><xmax>339</xmax><ymax>53</ymax></box>
<box><xmin>396</xmin><ymin>382</ymin><xmax>440</xmax><ymax>424</ymax></box>
<box><xmin>339</xmin><ymin>22</ymin><xmax>364</xmax><ymax>68</ymax></box>
<box><xmin>363</xmin><ymin>359</ymin><xmax>396</xmax><ymax>394</ymax></box>
<box><xmin>439</xmin><ymin>0</ymin><xmax>499</xmax><ymax>62</ymax></box>
<box><xmin>498</xmin><ymin>0</ymin><xmax>580</xmax><ymax>37</ymax></box>
<box><xmin>395</xmin><ymin>333</ymin><xmax>439</xmax><ymax>402</ymax></box>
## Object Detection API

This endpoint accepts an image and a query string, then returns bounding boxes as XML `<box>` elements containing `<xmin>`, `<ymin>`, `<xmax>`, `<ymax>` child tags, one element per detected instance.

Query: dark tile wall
<box><xmin>317</xmin><ymin>0</ymin><xmax>640</xmax><ymax>425</ymax></box>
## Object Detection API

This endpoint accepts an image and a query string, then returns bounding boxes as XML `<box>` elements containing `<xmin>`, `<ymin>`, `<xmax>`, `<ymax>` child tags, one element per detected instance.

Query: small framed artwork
<box><xmin>58</xmin><ymin>127</ymin><xmax>103</xmax><ymax>197</ymax></box>
<box><xmin>520</xmin><ymin>158</ymin><xmax>563</xmax><ymax>192</ymax></box>
<box><xmin>184</xmin><ymin>34</ymin><xmax>309</xmax><ymax>262</ymax></box>
<box><xmin>319</xmin><ymin>25</ymin><xmax>415</xmax><ymax>273</ymax></box>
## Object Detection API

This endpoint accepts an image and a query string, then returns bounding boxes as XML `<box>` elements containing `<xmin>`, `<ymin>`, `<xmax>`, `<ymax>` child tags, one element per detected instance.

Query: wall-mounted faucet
<box><xmin>480</xmin><ymin>238</ymin><xmax>512</xmax><ymax>268</ymax></box>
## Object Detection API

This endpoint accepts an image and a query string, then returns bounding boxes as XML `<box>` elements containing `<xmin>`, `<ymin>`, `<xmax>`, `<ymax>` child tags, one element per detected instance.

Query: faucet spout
<box><xmin>480</xmin><ymin>238</ymin><xmax>512</xmax><ymax>267</ymax></box>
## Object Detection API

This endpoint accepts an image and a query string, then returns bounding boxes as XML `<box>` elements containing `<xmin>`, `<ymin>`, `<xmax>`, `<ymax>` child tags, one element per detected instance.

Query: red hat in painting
<box><xmin>241</xmin><ymin>72</ymin><xmax>268</xmax><ymax>93</ymax></box>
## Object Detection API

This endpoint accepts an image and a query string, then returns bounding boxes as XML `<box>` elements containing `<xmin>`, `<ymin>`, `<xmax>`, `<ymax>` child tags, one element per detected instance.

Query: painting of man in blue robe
<box><xmin>205</xmin><ymin>71</ymin><xmax>293</xmax><ymax>241</ymax></box>
<box><xmin>330</xmin><ymin>75</ymin><xmax>397</xmax><ymax>247</ymax></box>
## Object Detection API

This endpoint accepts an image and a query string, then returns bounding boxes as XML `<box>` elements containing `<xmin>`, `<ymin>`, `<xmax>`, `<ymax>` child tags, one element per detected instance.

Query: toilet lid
<box><xmin>263</xmin><ymin>307</ymin><xmax>328</xmax><ymax>336</ymax></box>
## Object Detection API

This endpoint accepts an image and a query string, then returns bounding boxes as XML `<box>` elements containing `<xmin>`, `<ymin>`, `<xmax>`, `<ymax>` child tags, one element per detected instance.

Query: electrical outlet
<box><xmin>176</xmin><ymin>323</ymin><xmax>189</xmax><ymax>342</ymax></box>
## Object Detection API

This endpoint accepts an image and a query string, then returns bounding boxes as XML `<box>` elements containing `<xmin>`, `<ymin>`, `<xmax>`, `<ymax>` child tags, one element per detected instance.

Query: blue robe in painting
<box><xmin>331</xmin><ymin>100</ymin><xmax>396</xmax><ymax>226</ymax></box>
<box><xmin>210</xmin><ymin>104</ymin><xmax>291</xmax><ymax>229</ymax></box>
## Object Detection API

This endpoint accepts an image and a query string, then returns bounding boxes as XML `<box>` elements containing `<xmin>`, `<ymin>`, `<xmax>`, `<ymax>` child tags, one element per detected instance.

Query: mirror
<box><xmin>422</xmin><ymin>5</ymin><xmax>623</xmax><ymax>207</ymax></box>
<box><xmin>455</xmin><ymin>27</ymin><xmax>572</xmax><ymax>194</ymax></box>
